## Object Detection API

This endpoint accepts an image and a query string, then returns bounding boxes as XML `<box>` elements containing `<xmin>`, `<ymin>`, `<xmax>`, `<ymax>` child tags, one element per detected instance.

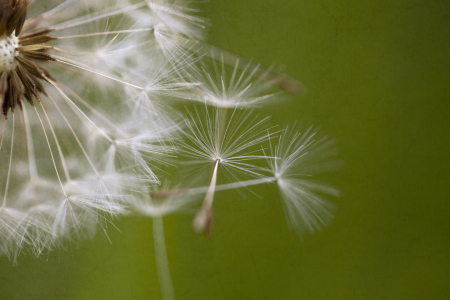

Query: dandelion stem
<box><xmin>152</xmin><ymin>217</ymin><xmax>175</xmax><ymax>300</ymax></box>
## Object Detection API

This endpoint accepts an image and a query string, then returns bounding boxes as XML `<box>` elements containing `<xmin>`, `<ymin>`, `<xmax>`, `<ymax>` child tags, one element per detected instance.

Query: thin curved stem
<box><xmin>0</xmin><ymin>118</ymin><xmax>6</xmax><ymax>153</ymax></box>
<box><xmin>54</xmin><ymin>58</ymin><xmax>144</xmax><ymax>90</ymax></box>
<box><xmin>56</xmin><ymin>28</ymin><xmax>154</xmax><ymax>39</ymax></box>
<box><xmin>153</xmin><ymin>217</ymin><xmax>175</xmax><ymax>300</ymax></box>
<box><xmin>22</xmin><ymin>105</ymin><xmax>38</xmax><ymax>182</ymax></box>
<box><xmin>151</xmin><ymin>176</ymin><xmax>276</xmax><ymax>199</ymax></box>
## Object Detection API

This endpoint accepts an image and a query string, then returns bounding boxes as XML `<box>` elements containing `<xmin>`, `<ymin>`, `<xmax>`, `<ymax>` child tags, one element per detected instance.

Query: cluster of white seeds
<box><xmin>0</xmin><ymin>0</ymin><xmax>339</xmax><ymax>263</ymax></box>
<box><xmin>0</xmin><ymin>34</ymin><xmax>18</xmax><ymax>73</ymax></box>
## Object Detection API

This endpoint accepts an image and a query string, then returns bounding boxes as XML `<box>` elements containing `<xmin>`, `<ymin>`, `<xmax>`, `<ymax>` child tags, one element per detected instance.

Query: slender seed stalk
<box><xmin>193</xmin><ymin>160</ymin><xmax>220</xmax><ymax>235</ymax></box>
<box><xmin>218</xmin><ymin>107</ymin><xmax>228</xmax><ymax>147</ymax></box>
<box><xmin>54</xmin><ymin>59</ymin><xmax>145</xmax><ymax>90</ymax></box>
<box><xmin>38</xmin><ymin>101</ymin><xmax>72</xmax><ymax>182</ymax></box>
<box><xmin>22</xmin><ymin>105</ymin><xmax>38</xmax><ymax>182</ymax></box>
<box><xmin>153</xmin><ymin>217</ymin><xmax>175</xmax><ymax>300</ymax></box>
<box><xmin>46</xmin><ymin>94</ymin><xmax>101</xmax><ymax>177</ymax></box>
<box><xmin>151</xmin><ymin>176</ymin><xmax>276</xmax><ymax>199</ymax></box>
<box><xmin>33</xmin><ymin>105</ymin><xmax>68</xmax><ymax>198</ymax></box>
<box><xmin>56</xmin><ymin>28</ymin><xmax>154</xmax><ymax>40</ymax></box>
<box><xmin>0</xmin><ymin>119</ymin><xmax>6</xmax><ymax>153</ymax></box>
<box><xmin>2</xmin><ymin>112</ymin><xmax>14</xmax><ymax>207</ymax></box>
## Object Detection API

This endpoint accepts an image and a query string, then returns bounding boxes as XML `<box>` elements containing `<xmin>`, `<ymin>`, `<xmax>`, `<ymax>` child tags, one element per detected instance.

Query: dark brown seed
<box><xmin>0</xmin><ymin>0</ymin><xmax>30</xmax><ymax>36</ymax></box>
<box><xmin>29</xmin><ymin>72</ymin><xmax>45</xmax><ymax>96</ymax></box>
<box><xmin>19</xmin><ymin>35</ymin><xmax>56</xmax><ymax>46</ymax></box>
<box><xmin>19</xmin><ymin>49</ymin><xmax>55</xmax><ymax>61</ymax></box>
<box><xmin>0</xmin><ymin>72</ymin><xmax>7</xmax><ymax>95</ymax></box>
<box><xmin>0</xmin><ymin>6</ymin><xmax>11</xmax><ymax>36</ymax></box>
<box><xmin>10</xmin><ymin>69</ymin><xmax>24</xmax><ymax>104</ymax></box>
<box><xmin>19</xmin><ymin>28</ymin><xmax>54</xmax><ymax>39</ymax></box>
<box><xmin>0</xmin><ymin>72</ymin><xmax>7</xmax><ymax>110</ymax></box>
<box><xmin>5</xmin><ymin>1</ymin><xmax>29</xmax><ymax>36</ymax></box>
<box><xmin>16</xmin><ymin>64</ymin><xmax>37</xmax><ymax>103</ymax></box>
<box><xmin>14</xmin><ymin>9</ymin><xmax>27</xmax><ymax>36</ymax></box>
<box><xmin>15</xmin><ymin>56</ymin><xmax>47</xmax><ymax>80</ymax></box>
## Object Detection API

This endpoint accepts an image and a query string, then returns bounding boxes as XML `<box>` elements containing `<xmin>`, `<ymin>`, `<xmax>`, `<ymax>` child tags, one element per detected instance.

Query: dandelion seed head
<box><xmin>0</xmin><ymin>0</ymin><xmax>339</xmax><ymax>260</ymax></box>
<box><xmin>0</xmin><ymin>35</ymin><xmax>19</xmax><ymax>72</ymax></box>
<box><xmin>0</xmin><ymin>0</ymin><xmax>185</xmax><ymax>259</ymax></box>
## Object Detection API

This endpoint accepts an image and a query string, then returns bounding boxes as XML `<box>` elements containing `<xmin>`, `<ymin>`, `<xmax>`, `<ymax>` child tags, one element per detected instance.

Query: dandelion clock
<box><xmin>0</xmin><ymin>1</ymin><xmax>341</xmax><ymax>300</ymax></box>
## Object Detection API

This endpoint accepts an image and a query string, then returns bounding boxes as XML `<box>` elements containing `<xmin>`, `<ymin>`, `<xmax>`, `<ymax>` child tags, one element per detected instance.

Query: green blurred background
<box><xmin>1</xmin><ymin>0</ymin><xmax>450</xmax><ymax>299</ymax></box>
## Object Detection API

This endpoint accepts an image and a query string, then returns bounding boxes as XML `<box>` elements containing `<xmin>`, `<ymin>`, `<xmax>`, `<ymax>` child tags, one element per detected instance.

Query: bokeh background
<box><xmin>1</xmin><ymin>0</ymin><xmax>450</xmax><ymax>299</ymax></box>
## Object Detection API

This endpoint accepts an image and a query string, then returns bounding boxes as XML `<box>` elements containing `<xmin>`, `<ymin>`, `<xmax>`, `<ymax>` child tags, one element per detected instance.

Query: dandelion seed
<box><xmin>181</xmin><ymin>108</ymin><xmax>272</xmax><ymax>175</ymax></box>
<box><xmin>267</xmin><ymin>125</ymin><xmax>341</xmax><ymax>237</ymax></box>
<box><xmin>147</xmin><ymin>0</ymin><xmax>205</xmax><ymax>59</ymax></box>
<box><xmin>180</xmin><ymin>107</ymin><xmax>274</xmax><ymax>234</ymax></box>
<box><xmin>186</xmin><ymin>55</ymin><xmax>278</xmax><ymax>109</ymax></box>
